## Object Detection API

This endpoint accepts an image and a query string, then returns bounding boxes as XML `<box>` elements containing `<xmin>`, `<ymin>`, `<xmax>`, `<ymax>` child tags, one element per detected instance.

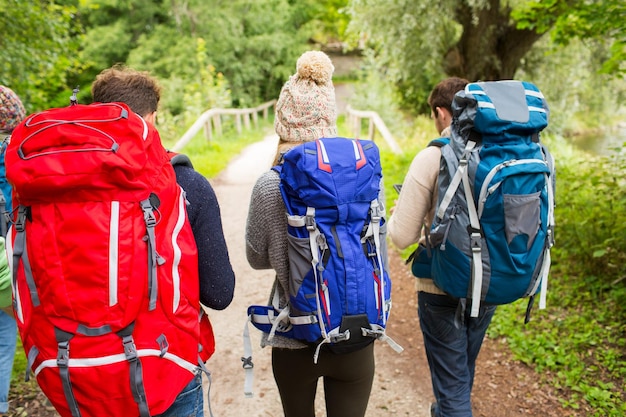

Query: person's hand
<box><xmin>1</xmin><ymin>306</ymin><xmax>13</xmax><ymax>316</ymax></box>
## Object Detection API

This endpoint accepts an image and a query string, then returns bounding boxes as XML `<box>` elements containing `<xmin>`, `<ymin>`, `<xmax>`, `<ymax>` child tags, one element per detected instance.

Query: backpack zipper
<box><xmin>477</xmin><ymin>159</ymin><xmax>548</xmax><ymax>217</ymax></box>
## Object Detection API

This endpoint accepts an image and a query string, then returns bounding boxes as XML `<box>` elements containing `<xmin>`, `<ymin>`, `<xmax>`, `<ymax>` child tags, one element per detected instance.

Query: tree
<box><xmin>78</xmin><ymin>0</ymin><xmax>309</xmax><ymax>109</ymax></box>
<box><xmin>346</xmin><ymin>0</ymin><xmax>625</xmax><ymax>111</ymax></box>
<box><xmin>0</xmin><ymin>0</ymin><xmax>81</xmax><ymax>110</ymax></box>
<box><xmin>516</xmin><ymin>0</ymin><xmax>626</xmax><ymax>75</ymax></box>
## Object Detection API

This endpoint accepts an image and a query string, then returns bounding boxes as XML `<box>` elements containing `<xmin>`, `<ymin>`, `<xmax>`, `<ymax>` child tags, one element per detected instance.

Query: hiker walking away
<box><xmin>245</xmin><ymin>51</ymin><xmax>381</xmax><ymax>417</ymax></box>
<box><xmin>91</xmin><ymin>66</ymin><xmax>236</xmax><ymax>417</ymax></box>
<box><xmin>388</xmin><ymin>77</ymin><xmax>497</xmax><ymax>417</ymax></box>
<box><xmin>0</xmin><ymin>85</ymin><xmax>26</xmax><ymax>417</ymax></box>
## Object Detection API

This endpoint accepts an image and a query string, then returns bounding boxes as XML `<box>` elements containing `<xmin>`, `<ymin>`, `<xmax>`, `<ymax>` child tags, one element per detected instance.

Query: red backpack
<box><xmin>5</xmin><ymin>102</ymin><xmax>214</xmax><ymax>417</ymax></box>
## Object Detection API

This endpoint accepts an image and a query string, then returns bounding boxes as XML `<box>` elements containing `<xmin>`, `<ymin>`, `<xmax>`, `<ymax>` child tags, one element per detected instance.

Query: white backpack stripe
<box><xmin>109</xmin><ymin>201</ymin><xmax>120</xmax><ymax>306</ymax></box>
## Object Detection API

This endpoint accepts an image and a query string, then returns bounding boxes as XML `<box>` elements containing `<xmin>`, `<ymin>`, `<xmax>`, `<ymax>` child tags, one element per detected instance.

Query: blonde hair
<box><xmin>272</xmin><ymin>138</ymin><xmax>307</xmax><ymax>166</ymax></box>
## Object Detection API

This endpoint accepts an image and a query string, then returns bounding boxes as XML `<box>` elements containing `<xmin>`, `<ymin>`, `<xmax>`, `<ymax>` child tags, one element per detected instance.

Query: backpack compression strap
<box><xmin>361</xmin><ymin>199</ymin><xmax>388</xmax><ymax>325</ymax></box>
<box><xmin>52</xmin><ymin>324</ymin><xmax>152</xmax><ymax>417</ymax></box>
<box><xmin>140</xmin><ymin>197</ymin><xmax>164</xmax><ymax>311</ymax></box>
<box><xmin>286</xmin><ymin>206</ymin><xmax>332</xmax><ymax>355</ymax></box>
<box><xmin>436</xmin><ymin>140</ymin><xmax>484</xmax><ymax>317</ymax></box>
<box><xmin>289</xmin><ymin>200</ymin><xmax>403</xmax><ymax>360</ymax></box>
<box><xmin>11</xmin><ymin>206</ymin><xmax>41</xmax><ymax>323</ymax></box>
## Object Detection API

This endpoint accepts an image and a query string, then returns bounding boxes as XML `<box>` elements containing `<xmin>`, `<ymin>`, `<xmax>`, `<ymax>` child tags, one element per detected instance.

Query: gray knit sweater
<box><xmin>245</xmin><ymin>169</ymin><xmax>307</xmax><ymax>349</ymax></box>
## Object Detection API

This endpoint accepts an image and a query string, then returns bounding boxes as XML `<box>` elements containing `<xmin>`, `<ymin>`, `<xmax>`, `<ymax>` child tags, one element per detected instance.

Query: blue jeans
<box><xmin>154</xmin><ymin>374</ymin><xmax>204</xmax><ymax>417</ymax></box>
<box><xmin>418</xmin><ymin>292</ymin><xmax>496</xmax><ymax>417</ymax></box>
<box><xmin>0</xmin><ymin>310</ymin><xmax>17</xmax><ymax>414</ymax></box>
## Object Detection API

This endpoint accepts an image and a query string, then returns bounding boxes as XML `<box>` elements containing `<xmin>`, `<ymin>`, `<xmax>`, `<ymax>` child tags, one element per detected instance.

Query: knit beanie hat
<box><xmin>0</xmin><ymin>85</ymin><xmax>26</xmax><ymax>133</ymax></box>
<box><xmin>274</xmin><ymin>51</ymin><xmax>338</xmax><ymax>142</ymax></box>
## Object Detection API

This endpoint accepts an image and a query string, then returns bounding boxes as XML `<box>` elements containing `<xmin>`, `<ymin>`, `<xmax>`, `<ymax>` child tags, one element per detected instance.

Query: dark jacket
<box><xmin>173</xmin><ymin>163</ymin><xmax>235</xmax><ymax>310</ymax></box>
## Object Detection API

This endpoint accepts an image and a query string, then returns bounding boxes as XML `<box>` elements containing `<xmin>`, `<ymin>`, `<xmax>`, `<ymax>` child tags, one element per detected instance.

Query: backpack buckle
<box><xmin>56</xmin><ymin>341</ymin><xmax>70</xmax><ymax>367</ymax></box>
<box><xmin>140</xmin><ymin>199</ymin><xmax>157</xmax><ymax>228</ymax></box>
<box><xmin>121</xmin><ymin>335</ymin><xmax>138</xmax><ymax>362</ymax></box>
<box><xmin>241</xmin><ymin>356</ymin><xmax>254</xmax><ymax>370</ymax></box>
<box><xmin>330</xmin><ymin>330</ymin><xmax>350</xmax><ymax>343</ymax></box>
<box><xmin>15</xmin><ymin>206</ymin><xmax>28</xmax><ymax>232</ymax></box>
<box><xmin>470</xmin><ymin>231</ymin><xmax>482</xmax><ymax>252</ymax></box>
<box><xmin>305</xmin><ymin>207</ymin><xmax>316</xmax><ymax>231</ymax></box>
<box><xmin>370</xmin><ymin>200</ymin><xmax>382</xmax><ymax>223</ymax></box>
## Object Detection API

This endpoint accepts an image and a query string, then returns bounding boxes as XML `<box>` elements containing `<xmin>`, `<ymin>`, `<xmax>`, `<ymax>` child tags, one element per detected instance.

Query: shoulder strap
<box><xmin>428</xmin><ymin>137</ymin><xmax>449</xmax><ymax>148</ymax></box>
<box><xmin>168</xmin><ymin>152</ymin><xmax>194</xmax><ymax>169</ymax></box>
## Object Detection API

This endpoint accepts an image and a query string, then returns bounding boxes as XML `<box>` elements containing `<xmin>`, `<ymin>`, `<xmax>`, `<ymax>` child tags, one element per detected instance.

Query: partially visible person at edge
<box><xmin>245</xmin><ymin>50</ymin><xmax>378</xmax><ymax>417</ymax></box>
<box><xmin>91</xmin><ymin>66</ymin><xmax>236</xmax><ymax>417</ymax></box>
<box><xmin>0</xmin><ymin>85</ymin><xmax>26</xmax><ymax>417</ymax></box>
<box><xmin>387</xmin><ymin>77</ymin><xmax>497</xmax><ymax>417</ymax></box>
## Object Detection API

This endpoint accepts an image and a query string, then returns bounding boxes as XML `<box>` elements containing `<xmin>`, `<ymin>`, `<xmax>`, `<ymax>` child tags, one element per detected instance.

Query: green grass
<box><xmin>160</xmin><ymin>117</ymin><xmax>276</xmax><ymax>178</ymax></box>
<box><xmin>11</xmin><ymin>336</ymin><xmax>26</xmax><ymax>384</ymax></box>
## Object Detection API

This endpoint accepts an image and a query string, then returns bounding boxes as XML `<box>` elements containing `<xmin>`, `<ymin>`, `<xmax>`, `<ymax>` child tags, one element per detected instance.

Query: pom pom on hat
<box><xmin>0</xmin><ymin>86</ymin><xmax>26</xmax><ymax>133</ymax></box>
<box><xmin>296</xmin><ymin>51</ymin><xmax>334</xmax><ymax>84</ymax></box>
<box><xmin>274</xmin><ymin>51</ymin><xmax>338</xmax><ymax>143</ymax></box>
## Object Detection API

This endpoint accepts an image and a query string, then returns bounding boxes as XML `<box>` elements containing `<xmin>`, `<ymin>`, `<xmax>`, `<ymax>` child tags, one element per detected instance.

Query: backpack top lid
<box><xmin>6</xmin><ymin>102</ymin><xmax>167</xmax><ymax>204</ymax></box>
<box><xmin>451</xmin><ymin>81</ymin><xmax>549</xmax><ymax>149</ymax></box>
<box><xmin>279</xmin><ymin>137</ymin><xmax>382</xmax><ymax>209</ymax></box>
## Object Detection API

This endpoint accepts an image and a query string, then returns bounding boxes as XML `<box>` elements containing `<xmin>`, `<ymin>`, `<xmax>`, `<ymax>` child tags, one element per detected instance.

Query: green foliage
<box><xmin>514</xmin><ymin>0</ymin><xmax>626</xmax><ymax>75</ymax></box>
<box><xmin>0</xmin><ymin>0</ymin><xmax>83</xmax><ymax>111</ymax></box>
<box><xmin>289</xmin><ymin>0</ymin><xmax>351</xmax><ymax>45</ymax></box>
<box><xmin>554</xmin><ymin>145</ymin><xmax>626</xmax><ymax>281</ymax></box>
<box><xmin>516</xmin><ymin>37</ymin><xmax>626</xmax><ymax>134</ymax></box>
<box><xmin>346</xmin><ymin>0</ymin><xmax>448</xmax><ymax>113</ymax></box>
<box><xmin>76</xmin><ymin>0</ymin><xmax>309</xmax><ymax>107</ymax></box>
<box><xmin>80</xmin><ymin>20</ymin><xmax>133</xmax><ymax>70</ymax></box>
<box><xmin>348</xmin><ymin>50</ymin><xmax>408</xmax><ymax>133</ymax></box>
<box><xmin>192</xmin><ymin>0</ymin><xmax>306</xmax><ymax>106</ymax></box>
<box><xmin>347</xmin><ymin>0</ymin><xmax>626</xmax><ymax>115</ymax></box>
<box><xmin>153</xmin><ymin>38</ymin><xmax>231</xmax><ymax>119</ymax></box>
<box><xmin>486</xmin><ymin>140</ymin><xmax>626</xmax><ymax>415</ymax></box>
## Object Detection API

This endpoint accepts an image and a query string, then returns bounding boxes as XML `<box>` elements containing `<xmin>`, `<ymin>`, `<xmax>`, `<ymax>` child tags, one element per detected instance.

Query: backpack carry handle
<box><xmin>70</xmin><ymin>86</ymin><xmax>80</xmax><ymax>106</ymax></box>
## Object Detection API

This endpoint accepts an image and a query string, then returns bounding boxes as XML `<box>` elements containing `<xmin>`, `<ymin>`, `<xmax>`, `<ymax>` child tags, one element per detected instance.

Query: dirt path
<box><xmin>205</xmin><ymin>134</ymin><xmax>431</xmax><ymax>417</ymax></box>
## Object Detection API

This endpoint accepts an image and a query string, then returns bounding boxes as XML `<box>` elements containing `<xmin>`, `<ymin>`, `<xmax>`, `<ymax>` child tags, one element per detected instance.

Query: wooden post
<box><xmin>214</xmin><ymin>114</ymin><xmax>222</xmax><ymax>137</ymax></box>
<box><xmin>204</xmin><ymin>119</ymin><xmax>212</xmax><ymax>142</ymax></box>
<box><xmin>235</xmin><ymin>114</ymin><xmax>242</xmax><ymax>133</ymax></box>
<box><xmin>368</xmin><ymin>118</ymin><xmax>375</xmax><ymax>141</ymax></box>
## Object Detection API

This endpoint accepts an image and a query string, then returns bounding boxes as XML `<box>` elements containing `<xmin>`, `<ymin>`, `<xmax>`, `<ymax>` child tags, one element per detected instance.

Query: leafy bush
<box><xmin>488</xmin><ymin>140</ymin><xmax>626</xmax><ymax>415</ymax></box>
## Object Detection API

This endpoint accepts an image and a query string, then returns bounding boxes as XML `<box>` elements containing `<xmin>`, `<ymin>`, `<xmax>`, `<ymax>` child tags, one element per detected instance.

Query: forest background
<box><xmin>1</xmin><ymin>1</ymin><xmax>625</xmax><ymax>416</ymax></box>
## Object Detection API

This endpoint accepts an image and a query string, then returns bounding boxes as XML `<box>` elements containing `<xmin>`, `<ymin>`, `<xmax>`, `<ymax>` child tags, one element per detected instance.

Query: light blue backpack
<box><xmin>428</xmin><ymin>80</ymin><xmax>555</xmax><ymax>321</ymax></box>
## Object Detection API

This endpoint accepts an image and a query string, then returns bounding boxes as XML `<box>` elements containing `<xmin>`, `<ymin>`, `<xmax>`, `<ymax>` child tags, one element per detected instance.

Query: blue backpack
<box><xmin>247</xmin><ymin>137</ymin><xmax>402</xmax><ymax>362</ymax></box>
<box><xmin>425</xmin><ymin>80</ymin><xmax>555</xmax><ymax>321</ymax></box>
<box><xmin>0</xmin><ymin>138</ymin><xmax>12</xmax><ymax>237</ymax></box>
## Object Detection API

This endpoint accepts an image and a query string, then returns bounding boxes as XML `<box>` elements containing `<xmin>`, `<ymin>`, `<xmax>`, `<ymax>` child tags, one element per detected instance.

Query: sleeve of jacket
<box><xmin>174</xmin><ymin>165</ymin><xmax>235</xmax><ymax>310</ymax></box>
<box><xmin>387</xmin><ymin>146</ymin><xmax>440</xmax><ymax>250</ymax></box>
<box><xmin>0</xmin><ymin>237</ymin><xmax>12</xmax><ymax>309</ymax></box>
<box><xmin>245</xmin><ymin>171</ymin><xmax>286</xmax><ymax>270</ymax></box>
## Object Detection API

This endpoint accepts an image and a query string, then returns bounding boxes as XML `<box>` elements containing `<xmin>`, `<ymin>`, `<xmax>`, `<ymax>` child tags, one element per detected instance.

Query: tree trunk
<box><xmin>446</xmin><ymin>0</ymin><xmax>546</xmax><ymax>81</ymax></box>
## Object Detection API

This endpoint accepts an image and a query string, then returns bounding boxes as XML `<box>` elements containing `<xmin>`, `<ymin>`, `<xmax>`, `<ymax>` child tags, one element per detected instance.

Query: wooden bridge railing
<box><xmin>172</xmin><ymin>99</ymin><xmax>402</xmax><ymax>155</ymax></box>
<box><xmin>346</xmin><ymin>105</ymin><xmax>402</xmax><ymax>154</ymax></box>
<box><xmin>171</xmin><ymin>100</ymin><xmax>276</xmax><ymax>152</ymax></box>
